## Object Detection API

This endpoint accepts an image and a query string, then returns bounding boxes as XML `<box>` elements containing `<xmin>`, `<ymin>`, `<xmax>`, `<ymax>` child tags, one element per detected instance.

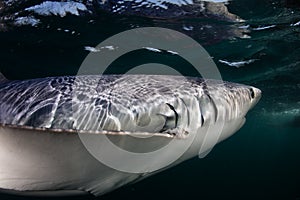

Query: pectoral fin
<box><xmin>198</xmin><ymin>148</ymin><xmax>213</xmax><ymax>159</ymax></box>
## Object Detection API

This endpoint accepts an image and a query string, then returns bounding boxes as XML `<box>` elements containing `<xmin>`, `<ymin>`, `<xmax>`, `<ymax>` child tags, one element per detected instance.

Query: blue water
<box><xmin>0</xmin><ymin>0</ymin><xmax>299</xmax><ymax>199</ymax></box>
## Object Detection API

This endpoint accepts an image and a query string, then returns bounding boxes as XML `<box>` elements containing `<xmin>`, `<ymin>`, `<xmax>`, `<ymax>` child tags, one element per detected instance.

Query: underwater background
<box><xmin>0</xmin><ymin>0</ymin><xmax>299</xmax><ymax>199</ymax></box>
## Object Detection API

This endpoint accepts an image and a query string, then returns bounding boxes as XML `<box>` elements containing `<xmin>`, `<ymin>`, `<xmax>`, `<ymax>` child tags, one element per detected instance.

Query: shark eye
<box><xmin>249</xmin><ymin>88</ymin><xmax>255</xmax><ymax>99</ymax></box>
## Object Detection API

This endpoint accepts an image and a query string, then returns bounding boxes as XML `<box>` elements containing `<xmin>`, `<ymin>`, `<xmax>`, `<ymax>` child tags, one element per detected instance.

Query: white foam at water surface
<box><xmin>114</xmin><ymin>0</ymin><xmax>229</xmax><ymax>10</ymax></box>
<box><xmin>25</xmin><ymin>1</ymin><xmax>88</xmax><ymax>17</ymax></box>
<box><xmin>143</xmin><ymin>47</ymin><xmax>162</xmax><ymax>52</ymax></box>
<box><xmin>252</xmin><ymin>25</ymin><xmax>276</xmax><ymax>31</ymax></box>
<box><xmin>219</xmin><ymin>59</ymin><xmax>257</xmax><ymax>68</ymax></box>
<box><xmin>84</xmin><ymin>46</ymin><xmax>100</xmax><ymax>52</ymax></box>
<box><xmin>291</xmin><ymin>21</ymin><xmax>300</xmax><ymax>26</ymax></box>
<box><xmin>14</xmin><ymin>16</ymin><xmax>40</xmax><ymax>26</ymax></box>
<box><xmin>84</xmin><ymin>46</ymin><xmax>117</xmax><ymax>52</ymax></box>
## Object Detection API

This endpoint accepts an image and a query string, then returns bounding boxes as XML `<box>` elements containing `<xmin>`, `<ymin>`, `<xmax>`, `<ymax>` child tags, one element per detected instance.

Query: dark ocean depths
<box><xmin>0</xmin><ymin>0</ymin><xmax>300</xmax><ymax>199</ymax></box>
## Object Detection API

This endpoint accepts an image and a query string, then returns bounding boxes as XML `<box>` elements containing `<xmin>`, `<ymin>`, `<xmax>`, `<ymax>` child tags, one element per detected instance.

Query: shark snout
<box><xmin>249</xmin><ymin>87</ymin><xmax>261</xmax><ymax>110</ymax></box>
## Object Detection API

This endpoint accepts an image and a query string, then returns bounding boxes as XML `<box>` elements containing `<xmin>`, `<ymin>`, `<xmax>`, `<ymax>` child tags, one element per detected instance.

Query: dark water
<box><xmin>0</xmin><ymin>0</ymin><xmax>300</xmax><ymax>199</ymax></box>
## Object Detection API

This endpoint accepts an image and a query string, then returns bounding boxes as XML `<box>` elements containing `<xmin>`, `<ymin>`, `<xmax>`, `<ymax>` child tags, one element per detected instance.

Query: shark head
<box><xmin>198</xmin><ymin>79</ymin><xmax>262</xmax><ymax>143</ymax></box>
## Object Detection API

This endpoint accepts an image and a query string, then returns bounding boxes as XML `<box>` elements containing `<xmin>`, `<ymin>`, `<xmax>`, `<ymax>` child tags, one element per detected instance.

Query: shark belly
<box><xmin>0</xmin><ymin>126</ymin><xmax>144</xmax><ymax>196</ymax></box>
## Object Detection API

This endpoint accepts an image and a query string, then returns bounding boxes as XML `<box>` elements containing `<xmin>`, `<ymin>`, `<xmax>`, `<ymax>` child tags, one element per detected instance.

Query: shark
<box><xmin>0</xmin><ymin>73</ymin><xmax>261</xmax><ymax>196</ymax></box>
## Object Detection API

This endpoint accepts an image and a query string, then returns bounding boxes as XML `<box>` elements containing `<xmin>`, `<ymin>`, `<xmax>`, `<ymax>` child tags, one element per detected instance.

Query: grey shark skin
<box><xmin>0</xmin><ymin>74</ymin><xmax>261</xmax><ymax>196</ymax></box>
